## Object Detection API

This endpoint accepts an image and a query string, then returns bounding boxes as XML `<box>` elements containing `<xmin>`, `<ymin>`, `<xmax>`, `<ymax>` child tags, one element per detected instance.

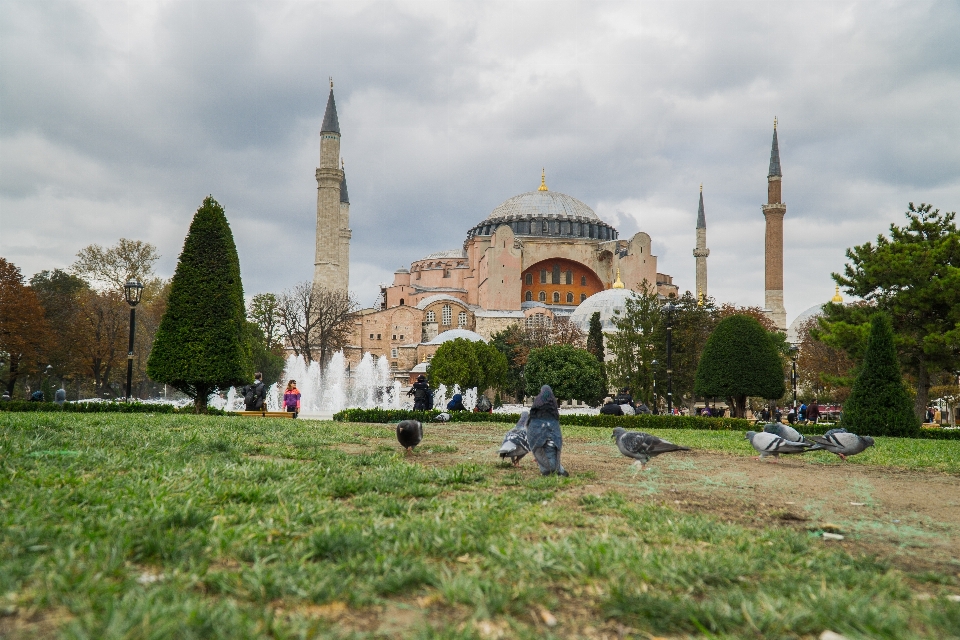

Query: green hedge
<box><xmin>332</xmin><ymin>407</ymin><xmax>752</xmax><ymax>431</ymax></box>
<box><xmin>0</xmin><ymin>400</ymin><xmax>228</xmax><ymax>415</ymax></box>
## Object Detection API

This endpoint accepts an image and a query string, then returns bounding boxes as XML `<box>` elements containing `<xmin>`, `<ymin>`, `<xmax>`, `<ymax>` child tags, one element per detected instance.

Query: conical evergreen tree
<box><xmin>147</xmin><ymin>197</ymin><xmax>250</xmax><ymax>412</ymax></box>
<box><xmin>586</xmin><ymin>311</ymin><xmax>608</xmax><ymax>394</ymax></box>
<box><xmin>841</xmin><ymin>312</ymin><xmax>919</xmax><ymax>436</ymax></box>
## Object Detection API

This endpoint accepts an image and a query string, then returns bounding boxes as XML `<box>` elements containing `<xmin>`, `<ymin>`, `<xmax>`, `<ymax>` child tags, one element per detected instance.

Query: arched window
<box><xmin>540</xmin><ymin>269</ymin><xmax>547</xmax><ymax>284</ymax></box>
<box><xmin>552</xmin><ymin>264</ymin><xmax>561</xmax><ymax>284</ymax></box>
<box><xmin>426</xmin><ymin>310</ymin><xmax>436</xmax><ymax>323</ymax></box>
<box><xmin>525</xmin><ymin>273</ymin><xmax>533</xmax><ymax>285</ymax></box>
<box><xmin>525</xmin><ymin>291</ymin><xmax>533</xmax><ymax>302</ymax></box>
<box><xmin>581</xmin><ymin>275</ymin><xmax>586</xmax><ymax>286</ymax></box>
<box><xmin>566</xmin><ymin>292</ymin><xmax>574</xmax><ymax>303</ymax></box>
<box><xmin>580</xmin><ymin>293</ymin><xmax>587</xmax><ymax>303</ymax></box>
<box><xmin>530</xmin><ymin>221</ymin><xmax>537</xmax><ymax>234</ymax></box>
<box><xmin>399</xmin><ymin>298</ymin><xmax>405</xmax><ymax>306</ymax></box>
<box><xmin>553</xmin><ymin>292</ymin><xmax>560</xmax><ymax>303</ymax></box>
<box><xmin>441</xmin><ymin>305</ymin><xmax>452</xmax><ymax>325</ymax></box>
<box><xmin>538</xmin><ymin>291</ymin><xmax>546</xmax><ymax>302</ymax></box>
<box><xmin>565</xmin><ymin>270</ymin><xmax>572</xmax><ymax>285</ymax></box>
<box><xmin>458</xmin><ymin>311</ymin><xmax>467</xmax><ymax>328</ymax></box>
<box><xmin>542</xmin><ymin>220</ymin><xmax>549</xmax><ymax>234</ymax></box>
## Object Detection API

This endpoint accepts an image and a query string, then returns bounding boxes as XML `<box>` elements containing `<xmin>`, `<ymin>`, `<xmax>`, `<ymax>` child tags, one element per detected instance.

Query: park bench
<box><xmin>237</xmin><ymin>410</ymin><xmax>295</xmax><ymax>419</ymax></box>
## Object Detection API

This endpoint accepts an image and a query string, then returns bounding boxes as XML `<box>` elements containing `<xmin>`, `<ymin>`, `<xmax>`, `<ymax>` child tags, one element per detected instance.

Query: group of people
<box><xmin>241</xmin><ymin>372</ymin><xmax>301</xmax><ymax>417</ymax></box>
<box><xmin>406</xmin><ymin>374</ymin><xmax>493</xmax><ymax>413</ymax></box>
<box><xmin>758</xmin><ymin>402</ymin><xmax>822</xmax><ymax>425</ymax></box>
<box><xmin>599</xmin><ymin>388</ymin><xmax>652</xmax><ymax>416</ymax></box>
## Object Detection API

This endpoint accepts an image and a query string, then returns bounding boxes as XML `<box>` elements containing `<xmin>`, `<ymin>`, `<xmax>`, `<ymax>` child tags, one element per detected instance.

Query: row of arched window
<box><xmin>424</xmin><ymin>306</ymin><xmax>469</xmax><ymax>327</ymax></box>
<box><xmin>525</xmin><ymin>291</ymin><xmax>587</xmax><ymax>304</ymax></box>
<box><xmin>468</xmin><ymin>219</ymin><xmax>616</xmax><ymax>240</ymax></box>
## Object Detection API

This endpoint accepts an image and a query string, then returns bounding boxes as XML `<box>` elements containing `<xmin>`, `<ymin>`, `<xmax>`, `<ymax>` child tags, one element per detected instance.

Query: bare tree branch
<box><xmin>278</xmin><ymin>283</ymin><xmax>358</xmax><ymax>364</ymax></box>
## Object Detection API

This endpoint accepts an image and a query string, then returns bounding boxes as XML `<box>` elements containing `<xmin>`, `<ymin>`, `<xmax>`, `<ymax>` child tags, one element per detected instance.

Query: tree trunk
<box><xmin>194</xmin><ymin>385</ymin><xmax>210</xmax><ymax>414</ymax></box>
<box><xmin>4</xmin><ymin>357</ymin><xmax>20</xmax><ymax>396</ymax></box>
<box><xmin>914</xmin><ymin>360</ymin><xmax>929</xmax><ymax>422</ymax></box>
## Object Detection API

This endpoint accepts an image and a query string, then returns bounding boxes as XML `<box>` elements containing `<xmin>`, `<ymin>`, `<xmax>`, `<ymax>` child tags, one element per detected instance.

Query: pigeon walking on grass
<box><xmin>745</xmin><ymin>431</ymin><xmax>813</xmax><ymax>462</ymax></box>
<box><xmin>433</xmin><ymin>412</ymin><xmax>450</xmax><ymax>423</ymax></box>
<box><xmin>809</xmin><ymin>431</ymin><xmax>874</xmax><ymax>461</ymax></box>
<box><xmin>763</xmin><ymin>422</ymin><xmax>810</xmax><ymax>443</ymax></box>
<box><xmin>396</xmin><ymin>420</ymin><xmax>423</xmax><ymax>453</ymax></box>
<box><xmin>498</xmin><ymin>411</ymin><xmax>531</xmax><ymax>467</ymax></box>
<box><xmin>612</xmin><ymin>427</ymin><xmax>690</xmax><ymax>470</ymax></box>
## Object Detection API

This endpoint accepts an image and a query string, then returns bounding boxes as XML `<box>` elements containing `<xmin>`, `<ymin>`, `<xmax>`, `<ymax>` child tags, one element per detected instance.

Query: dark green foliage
<box><xmin>147</xmin><ymin>197</ymin><xmax>249</xmax><ymax>411</ymax></box>
<box><xmin>489</xmin><ymin>325</ymin><xmax>528</xmax><ymax>399</ymax></box>
<box><xmin>694</xmin><ymin>314</ymin><xmax>785</xmax><ymax>417</ymax></box>
<box><xmin>524</xmin><ymin>344</ymin><xmax>605</xmax><ymax>402</ymax></box>
<box><xmin>427</xmin><ymin>338</ymin><xmax>507</xmax><ymax>391</ymax></box>
<box><xmin>842</xmin><ymin>313</ymin><xmax>920</xmax><ymax>436</ymax></box>
<box><xmin>607</xmin><ymin>287</ymin><xmax>661</xmax><ymax>405</ymax></box>
<box><xmin>821</xmin><ymin>203</ymin><xmax>960</xmax><ymax>418</ymax></box>
<box><xmin>0</xmin><ymin>400</ymin><xmax>227</xmax><ymax>415</ymax></box>
<box><xmin>245</xmin><ymin>321</ymin><xmax>284</xmax><ymax>386</ymax></box>
<box><xmin>586</xmin><ymin>311</ymin><xmax>605</xmax><ymax>361</ymax></box>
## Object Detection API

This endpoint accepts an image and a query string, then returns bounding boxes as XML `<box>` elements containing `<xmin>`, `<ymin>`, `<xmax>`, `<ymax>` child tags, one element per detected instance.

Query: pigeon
<box><xmin>612</xmin><ymin>427</ymin><xmax>690</xmax><ymax>470</ymax></box>
<box><xmin>822</xmin><ymin>427</ymin><xmax>848</xmax><ymax>437</ymax></box>
<box><xmin>498</xmin><ymin>411</ymin><xmax>531</xmax><ymax>466</ymax></box>
<box><xmin>396</xmin><ymin>420</ymin><xmax>423</xmax><ymax>452</ymax></box>
<box><xmin>763</xmin><ymin>422</ymin><xmax>810</xmax><ymax>443</ymax></box>
<box><xmin>433</xmin><ymin>412</ymin><xmax>450</xmax><ymax>423</ymax></box>
<box><xmin>745</xmin><ymin>431</ymin><xmax>813</xmax><ymax>462</ymax></box>
<box><xmin>809</xmin><ymin>431</ymin><xmax>874</xmax><ymax>461</ymax></box>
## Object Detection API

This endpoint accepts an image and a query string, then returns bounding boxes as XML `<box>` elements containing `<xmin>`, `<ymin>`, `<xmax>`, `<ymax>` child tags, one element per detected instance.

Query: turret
<box><xmin>761</xmin><ymin>118</ymin><xmax>787</xmax><ymax>330</ymax></box>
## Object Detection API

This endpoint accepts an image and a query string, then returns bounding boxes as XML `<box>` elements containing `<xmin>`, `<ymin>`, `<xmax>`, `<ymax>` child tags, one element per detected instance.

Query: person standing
<box><xmin>807</xmin><ymin>401</ymin><xmax>820</xmax><ymax>424</ymax></box>
<box><xmin>599</xmin><ymin>397</ymin><xmax>624</xmax><ymax>416</ymax></box>
<box><xmin>407</xmin><ymin>375</ymin><xmax>433</xmax><ymax>411</ymax></box>
<box><xmin>527</xmin><ymin>385</ymin><xmax>568</xmax><ymax>477</ymax></box>
<box><xmin>283</xmin><ymin>380</ymin><xmax>301</xmax><ymax>418</ymax></box>
<box><xmin>242</xmin><ymin>372</ymin><xmax>266</xmax><ymax>411</ymax></box>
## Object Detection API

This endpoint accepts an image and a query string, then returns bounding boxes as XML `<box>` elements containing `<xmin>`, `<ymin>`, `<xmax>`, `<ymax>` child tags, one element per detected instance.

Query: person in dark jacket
<box><xmin>613</xmin><ymin>388</ymin><xmax>634</xmax><ymax>409</ymax></box>
<box><xmin>242</xmin><ymin>373</ymin><xmax>266</xmax><ymax>411</ymax></box>
<box><xmin>407</xmin><ymin>375</ymin><xmax>433</xmax><ymax>411</ymax></box>
<box><xmin>527</xmin><ymin>385</ymin><xmax>568</xmax><ymax>476</ymax></box>
<box><xmin>807</xmin><ymin>401</ymin><xmax>820</xmax><ymax>424</ymax></box>
<box><xmin>447</xmin><ymin>393</ymin><xmax>467</xmax><ymax>411</ymax></box>
<box><xmin>599</xmin><ymin>397</ymin><xmax>624</xmax><ymax>416</ymax></box>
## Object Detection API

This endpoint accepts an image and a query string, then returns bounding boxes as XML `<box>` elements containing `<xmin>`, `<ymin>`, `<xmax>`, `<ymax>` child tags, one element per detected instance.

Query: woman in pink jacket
<box><xmin>283</xmin><ymin>380</ymin><xmax>301</xmax><ymax>418</ymax></box>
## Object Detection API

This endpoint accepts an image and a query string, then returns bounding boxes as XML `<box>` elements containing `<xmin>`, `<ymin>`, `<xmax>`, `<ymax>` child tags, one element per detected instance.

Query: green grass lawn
<box><xmin>2</xmin><ymin>413</ymin><xmax>959</xmax><ymax>639</ymax></box>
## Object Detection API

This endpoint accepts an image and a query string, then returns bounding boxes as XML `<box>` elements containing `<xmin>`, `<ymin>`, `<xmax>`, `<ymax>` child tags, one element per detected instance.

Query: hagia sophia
<box><xmin>310</xmin><ymin>83</ymin><xmax>793</xmax><ymax>378</ymax></box>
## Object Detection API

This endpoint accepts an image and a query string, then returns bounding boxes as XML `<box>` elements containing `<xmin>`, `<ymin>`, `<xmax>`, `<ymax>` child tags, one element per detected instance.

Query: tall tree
<box><xmin>428</xmin><ymin>338</ymin><xmax>482</xmax><ymax>390</ymax></box>
<box><xmin>694</xmin><ymin>314</ymin><xmax>785</xmax><ymax>417</ymax></box>
<box><xmin>524</xmin><ymin>344</ymin><xmax>605</xmax><ymax>403</ymax></box>
<box><xmin>489</xmin><ymin>324</ymin><xmax>529</xmax><ymax>400</ymax></box>
<box><xmin>75</xmin><ymin>288</ymin><xmax>128</xmax><ymax>397</ymax></box>
<box><xmin>820</xmin><ymin>203</ymin><xmax>960</xmax><ymax>420</ymax></box>
<box><xmin>0</xmin><ymin>259</ymin><xmax>50</xmax><ymax>397</ymax></box>
<box><xmin>668</xmin><ymin>292</ymin><xmax>720</xmax><ymax>411</ymax></box>
<box><xmin>586</xmin><ymin>311</ymin><xmax>608</xmax><ymax>394</ymax></box>
<box><xmin>248</xmin><ymin>293</ymin><xmax>283</xmax><ymax>349</ymax></box>
<box><xmin>71</xmin><ymin>238</ymin><xmax>161</xmax><ymax>292</ymax></box>
<box><xmin>147</xmin><ymin>197</ymin><xmax>249</xmax><ymax>412</ymax></box>
<box><xmin>278</xmin><ymin>283</ymin><xmax>357</xmax><ymax>365</ymax></box>
<box><xmin>796</xmin><ymin>315</ymin><xmax>855</xmax><ymax>403</ymax></box>
<box><xmin>607</xmin><ymin>288</ymin><xmax>661</xmax><ymax>405</ymax></box>
<box><xmin>842</xmin><ymin>313</ymin><xmax>919</xmax><ymax>436</ymax></box>
<box><xmin>30</xmin><ymin>269</ymin><xmax>88</xmax><ymax>394</ymax></box>
<box><xmin>246</xmin><ymin>321</ymin><xmax>285</xmax><ymax>385</ymax></box>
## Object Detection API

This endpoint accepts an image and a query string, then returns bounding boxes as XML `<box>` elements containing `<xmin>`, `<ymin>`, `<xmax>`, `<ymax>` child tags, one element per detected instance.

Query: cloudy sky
<box><xmin>2</xmin><ymin>0</ymin><xmax>958</xmax><ymax>324</ymax></box>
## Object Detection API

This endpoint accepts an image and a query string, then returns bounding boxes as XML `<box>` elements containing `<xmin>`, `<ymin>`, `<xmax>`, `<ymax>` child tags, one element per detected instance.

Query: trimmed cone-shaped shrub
<box><xmin>147</xmin><ymin>197</ymin><xmax>249</xmax><ymax>411</ymax></box>
<box><xmin>694</xmin><ymin>314</ymin><xmax>785</xmax><ymax>417</ymax></box>
<box><xmin>841</xmin><ymin>312</ymin><xmax>919</xmax><ymax>436</ymax></box>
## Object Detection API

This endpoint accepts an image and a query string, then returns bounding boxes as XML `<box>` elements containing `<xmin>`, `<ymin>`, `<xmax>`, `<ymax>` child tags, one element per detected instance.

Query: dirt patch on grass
<box><xmin>349</xmin><ymin>421</ymin><xmax>960</xmax><ymax>574</ymax></box>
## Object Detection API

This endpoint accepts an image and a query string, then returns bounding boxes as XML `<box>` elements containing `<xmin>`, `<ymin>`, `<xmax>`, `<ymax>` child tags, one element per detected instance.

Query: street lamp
<box><xmin>664</xmin><ymin>302</ymin><xmax>676</xmax><ymax>415</ymax></box>
<box><xmin>789</xmin><ymin>345</ymin><xmax>799</xmax><ymax>411</ymax></box>
<box><xmin>651</xmin><ymin>359</ymin><xmax>658</xmax><ymax>414</ymax></box>
<box><xmin>123</xmin><ymin>279</ymin><xmax>144</xmax><ymax>400</ymax></box>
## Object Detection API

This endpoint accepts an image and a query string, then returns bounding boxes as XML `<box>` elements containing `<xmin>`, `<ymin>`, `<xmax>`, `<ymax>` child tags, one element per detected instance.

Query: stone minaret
<box><xmin>762</xmin><ymin>118</ymin><xmax>787</xmax><ymax>330</ymax></box>
<box><xmin>313</xmin><ymin>80</ymin><xmax>350</xmax><ymax>292</ymax></box>
<box><xmin>692</xmin><ymin>185</ymin><xmax>709</xmax><ymax>301</ymax></box>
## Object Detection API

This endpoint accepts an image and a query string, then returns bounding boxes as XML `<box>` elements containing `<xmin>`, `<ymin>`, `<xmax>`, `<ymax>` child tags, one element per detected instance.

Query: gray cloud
<box><xmin>2</xmin><ymin>0</ymin><xmax>958</xmax><ymax>325</ymax></box>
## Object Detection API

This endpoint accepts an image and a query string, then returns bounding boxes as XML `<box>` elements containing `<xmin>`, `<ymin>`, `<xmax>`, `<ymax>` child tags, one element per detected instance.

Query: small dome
<box><xmin>787</xmin><ymin>304</ymin><xmax>826</xmax><ymax>344</ymax></box>
<box><xmin>486</xmin><ymin>190</ymin><xmax>599</xmax><ymax>221</ymax></box>
<box><xmin>569</xmin><ymin>288</ymin><xmax>639</xmax><ymax>331</ymax></box>
<box><xmin>426</xmin><ymin>329</ymin><xmax>486</xmax><ymax>345</ymax></box>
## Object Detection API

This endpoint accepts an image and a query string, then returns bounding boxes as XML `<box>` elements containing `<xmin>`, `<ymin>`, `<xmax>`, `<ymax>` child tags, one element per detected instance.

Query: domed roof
<box><xmin>569</xmin><ymin>287</ymin><xmax>639</xmax><ymax>331</ymax></box>
<box><xmin>425</xmin><ymin>329</ymin><xmax>486</xmax><ymax>345</ymax></box>
<box><xmin>786</xmin><ymin>304</ymin><xmax>826</xmax><ymax>344</ymax></box>
<box><xmin>486</xmin><ymin>190</ymin><xmax>599</xmax><ymax>221</ymax></box>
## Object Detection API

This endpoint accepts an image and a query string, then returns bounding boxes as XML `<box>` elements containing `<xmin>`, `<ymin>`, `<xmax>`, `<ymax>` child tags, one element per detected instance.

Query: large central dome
<box><xmin>487</xmin><ymin>190</ymin><xmax>599</xmax><ymax>221</ymax></box>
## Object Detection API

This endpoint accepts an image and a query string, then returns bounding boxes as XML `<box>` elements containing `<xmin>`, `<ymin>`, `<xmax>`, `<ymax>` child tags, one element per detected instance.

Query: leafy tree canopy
<box><xmin>694</xmin><ymin>314</ymin><xmax>785</xmax><ymax>417</ymax></box>
<box><xmin>147</xmin><ymin>196</ymin><xmax>249</xmax><ymax>411</ymax></box>
<box><xmin>819</xmin><ymin>203</ymin><xmax>960</xmax><ymax>418</ymax></box>
<box><xmin>428</xmin><ymin>338</ymin><xmax>507</xmax><ymax>392</ymax></box>
<box><xmin>524</xmin><ymin>344</ymin><xmax>605</xmax><ymax>403</ymax></box>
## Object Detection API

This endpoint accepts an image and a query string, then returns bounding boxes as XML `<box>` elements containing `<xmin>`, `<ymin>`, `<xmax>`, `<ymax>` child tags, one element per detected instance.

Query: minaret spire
<box><xmin>314</xmin><ymin>80</ymin><xmax>349</xmax><ymax>293</ymax></box>
<box><xmin>693</xmin><ymin>185</ymin><xmax>710</xmax><ymax>299</ymax></box>
<box><xmin>762</xmin><ymin>118</ymin><xmax>787</xmax><ymax>330</ymax></box>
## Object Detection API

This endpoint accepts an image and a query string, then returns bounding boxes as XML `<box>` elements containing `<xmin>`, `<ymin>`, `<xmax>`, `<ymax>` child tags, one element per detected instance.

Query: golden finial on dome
<box><xmin>831</xmin><ymin>285</ymin><xmax>843</xmax><ymax>303</ymax></box>
<box><xmin>612</xmin><ymin>268</ymin><xmax>624</xmax><ymax>289</ymax></box>
<box><xmin>538</xmin><ymin>168</ymin><xmax>548</xmax><ymax>191</ymax></box>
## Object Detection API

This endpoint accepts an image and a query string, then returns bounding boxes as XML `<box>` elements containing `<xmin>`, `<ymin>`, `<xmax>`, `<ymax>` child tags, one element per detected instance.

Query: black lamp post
<box><xmin>651</xmin><ymin>359</ymin><xmax>658</xmax><ymax>413</ymax></box>
<box><xmin>664</xmin><ymin>302</ymin><xmax>676</xmax><ymax>415</ymax></box>
<box><xmin>124</xmin><ymin>279</ymin><xmax>144</xmax><ymax>400</ymax></box>
<box><xmin>789</xmin><ymin>345</ymin><xmax>799</xmax><ymax>411</ymax></box>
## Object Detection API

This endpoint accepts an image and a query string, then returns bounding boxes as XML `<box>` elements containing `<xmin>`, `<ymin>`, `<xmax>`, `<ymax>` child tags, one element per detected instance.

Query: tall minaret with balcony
<box><xmin>762</xmin><ymin>118</ymin><xmax>787</xmax><ymax>330</ymax></box>
<box><xmin>693</xmin><ymin>185</ymin><xmax>709</xmax><ymax>301</ymax></box>
<box><xmin>314</xmin><ymin>79</ymin><xmax>350</xmax><ymax>292</ymax></box>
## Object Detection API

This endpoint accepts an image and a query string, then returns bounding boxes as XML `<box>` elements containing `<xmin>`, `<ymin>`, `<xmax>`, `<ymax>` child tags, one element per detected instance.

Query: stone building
<box><xmin>344</xmin><ymin>170</ymin><xmax>677</xmax><ymax>374</ymax></box>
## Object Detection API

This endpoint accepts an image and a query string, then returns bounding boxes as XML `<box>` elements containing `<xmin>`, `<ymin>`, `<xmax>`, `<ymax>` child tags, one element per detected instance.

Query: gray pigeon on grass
<box><xmin>809</xmin><ymin>431</ymin><xmax>874</xmax><ymax>461</ymax></box>
<box><xmin>498</xmin><ymin>411</ymin><xmax>531</xmax><ymax>467</ymax></box>
<box><xmin>396</xmin><ymin>420</ymin><xmax>423</xmax><ymax>452</ymax></box>
<box><xmin>763</xmin><ymin>422</ymin><xmax>810</xmax><ymax>443</ymax></box>
<box><xmin>746</xmin><ymin>431</ymin><xmax>813</xmax><ymax>462</ymax></box>
<box><xmin>612</xmin><ymin>427</ymin><xmax>690</xmax><ymax>470</ymax></box>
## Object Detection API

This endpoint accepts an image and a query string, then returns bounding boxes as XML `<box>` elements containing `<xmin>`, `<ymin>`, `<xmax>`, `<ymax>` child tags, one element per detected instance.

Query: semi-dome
<box><xmin>425</xmin><ymin>329</ymin><xmax>486</xmax><ymax>345</ymax></box>
<box><xmin>569</xmin><ymin>287</ymin><xmax>638</xmax><ymax>331</ymax></box>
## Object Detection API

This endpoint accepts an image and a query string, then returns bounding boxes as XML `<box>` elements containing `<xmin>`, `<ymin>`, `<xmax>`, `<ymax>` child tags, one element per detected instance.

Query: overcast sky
<box><xmin>2</xmin><ymin>0</ymin><xmax>958</xmax><ymax>324</ymax></box>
